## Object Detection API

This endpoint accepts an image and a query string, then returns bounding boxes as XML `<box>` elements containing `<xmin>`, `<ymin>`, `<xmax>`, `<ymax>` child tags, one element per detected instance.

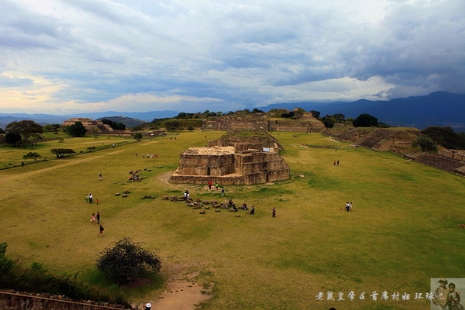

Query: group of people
<box><xmin>85</xmin><ymin>193</ymin><xmax>93</xmax><ymax>203</ymax></box>
<box><xmin>433</xmin><ymin>279</ymin><xmax>462</xmax><ymax>310</ymax></box>
<box><xmin>226</xmin><ymin>199</ymin><xmax>258</xmax><ymax>215</ymax></box>
<box><xmin>89</xmin><ymin>211</ymin><xmax>104</xmax><ymax>236</ymax></box>
<box><xmin>207</xmin><ymin>181</ymin><xmax>221</xmax><ymax>190</ymax></box>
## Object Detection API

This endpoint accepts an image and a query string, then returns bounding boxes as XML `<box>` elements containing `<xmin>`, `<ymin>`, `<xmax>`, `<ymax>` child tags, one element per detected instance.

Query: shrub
<box><xmin>96</xmin><ymin>238</ymin><xmax>161</xmax><ymax>285</ymax></box>
<box><xmin>413</xmin><ymin>135</ymin><xmax>438</xmax><ymax>152</ymax></box>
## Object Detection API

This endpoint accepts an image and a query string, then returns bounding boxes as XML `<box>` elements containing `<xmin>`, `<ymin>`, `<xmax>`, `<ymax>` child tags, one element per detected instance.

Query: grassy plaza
<box><xmin>1</xmin><ymin>130</ymin><xmax>464</xmax><ymax>309</ymax></box>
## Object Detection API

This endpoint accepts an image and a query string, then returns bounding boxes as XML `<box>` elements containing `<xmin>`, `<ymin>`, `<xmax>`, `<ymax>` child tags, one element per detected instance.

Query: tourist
<box><xmin>90</xmin><ymin>213</ymin><xmax>96</xmax><ymax>223</ymax></box>
<box><xmin>446</xmin><ymin>283</ymin><xmax>461</xmax><ymax>310</ymax></box>
<box><xmin>99</xmin><ymin>173</ymin><xmax>102</xmax><ymax>181</ymax></box>
<box><xmin>433</xmin><ymin>279</ymin><xmax>448</xmax><ymax>309</ymax></box>
<box><xmin>96</xmin><ymin>211</ymin><xmax>100</xmax><ymax>224</ymax></box>
<box><xmin>272</xmin><ymin>207</ymin><xmax>276</xmax><ymax>217</ymax></box>
<box><xmin>215</xmin><ymin>182</ymin><xmax>219</xmax><ymax>190</ymax></box>
<box><xmin>221</xmin><ymin>187</ymin><xmax>225</xmax><ymax>196</ymax></box>
<box><xmin>89</xmin><ymin>193</ymin><xmax>93</xmax><ymax>204</ymax></box>
<box><xmin>250</xmin><ymin>206</ymin><xmax>255</xmax><ymax>215</ymax></box>
<box><xmin>242</xmin><ymin>203</ymin><xmax>248</xmax><ymax>210</ymax></box>
<box><xmin>98</xmin><ymin>225</ymin><xmax>104</xmax><ymax>237</ymax></box>
<box><xmin>144</xmin><ymin>302</ymin><xmax>151</xmax><ymax>310</ymax></box>
<box><xmin>345</xmin><ymin>202</ymin><xmax>350</xmax><ymax>212</ymax></box>
<box><xmin>208</xmin><ymin>181</ymin><xmax>212</xmax><ymax>190</ymax></box>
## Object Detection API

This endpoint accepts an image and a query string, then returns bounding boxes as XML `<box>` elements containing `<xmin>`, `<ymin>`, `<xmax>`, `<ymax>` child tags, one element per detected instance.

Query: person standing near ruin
<box><xmin>208</xmin><ymin>181</ymin><xmax>212</xmax><ymax>190</ymax></box>
<box><xmin>221</xmin><ymin>187</ymin><xmax>225</xmax><ymax>196</ymax></box>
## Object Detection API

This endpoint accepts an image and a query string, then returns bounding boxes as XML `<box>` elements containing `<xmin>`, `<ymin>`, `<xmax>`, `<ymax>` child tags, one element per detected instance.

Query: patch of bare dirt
<box><xmin>131</xmin><ymin>266</ymin><xmax>213</xmax><ymax>310</ymax></box>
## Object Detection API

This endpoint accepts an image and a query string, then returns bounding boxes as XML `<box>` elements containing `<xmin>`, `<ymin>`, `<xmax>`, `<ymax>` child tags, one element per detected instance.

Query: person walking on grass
<box><xmin>98</xmin><ymin>224</ymin><xmax>104</xmax><ymax>237</ymax></box>
<box><xmin>96</xmin><ymin>211</ymin><xmax>100</xmax><ymax>224</ymax></box>
<box><xmin>272</xmin><ymin>207</ymin><xmax>276</xmax><ymax>217</ymax></box>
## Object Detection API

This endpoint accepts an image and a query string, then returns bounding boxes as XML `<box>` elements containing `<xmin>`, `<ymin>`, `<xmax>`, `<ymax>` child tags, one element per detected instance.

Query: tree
<box><xmin>65</xmin><ymin>121</ymin><xmax>87</xmax><ymax>137</ymax></box>
<box><xmin>51</xmin><ymin>148</ymin><xmax>76</xmax><ymax>158</ymax></box>
<box><xmin>23</xmin><ymin>152</ymin><xmax>42</xmax><ymax>161</ymax></box>
<box><xmin>101</xmin><ymin>119</ymin><xmax>126</xmax><ymax>130</ymax></box>
<box><xmin>91</xmin><ymin>127</ymin><xmax>100</xmax><ymax>139</ymax></box>
<box><xmin>322</xmin><ymin>115</ymin><xmax>336</xmax><ymax>128</ymax></box>
<box><xmin>96</xmin><ymin>238</ymin><xmax>161</xmax><ymax>285</ymax></box>
<box><xmin>133</xmin><ymin>133</ymin><xmax>143</xmax><ymax>141</ymax></box>
<box><xmin>5</xmin><ymin>132</ymin><xmax>22</xmax><ymax>147</ymax></box>
<box><xmin>353</xmin><ymin>114</ymin><xmax>378</xmax><ymax>127</ymax></box>
<box><xmin>5</xmin><ymin>120</ymin><xmax>43</xmax><ymax>142</ymax></box>
<box><xmin>421</xmin><ymin>126</ymin><xmax>463</xmax><ymax>149</ymax></box>
<box><xmin>333</xmin><ymin>113</ymin><xmax>345</xmax><ymax>122</ymax></box>
<box><xmin>413</xmin><ymin>135</ymin><xmax>438</xmax><ymax>152</ymax></box>
<box><xmin>43</xmin><ymin>124</ymin><xmax>61</xmax><ymax>133</ymax></box>
<box><xmin>309</xmin><ymin>110</ymin><xmax>320</xmax><ymax>119</ymax></box>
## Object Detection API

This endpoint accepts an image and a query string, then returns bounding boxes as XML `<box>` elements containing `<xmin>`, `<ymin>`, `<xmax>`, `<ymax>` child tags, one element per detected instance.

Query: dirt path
<box><xmin>131</xmin><ymin>266</ymin><xmax>213</xmax><ymax>310</ymax></box>
<box><xmin>2</xmin><ymin>150</ymin><xmax>124</xmax><ymax>183</ymax></box>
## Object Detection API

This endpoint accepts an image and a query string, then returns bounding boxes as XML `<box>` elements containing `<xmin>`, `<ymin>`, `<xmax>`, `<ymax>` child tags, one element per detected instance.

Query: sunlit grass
<box><xmin>0</xmin><ymin>130</ymin><xmax>464</xmax><ymax>309</ymax></box>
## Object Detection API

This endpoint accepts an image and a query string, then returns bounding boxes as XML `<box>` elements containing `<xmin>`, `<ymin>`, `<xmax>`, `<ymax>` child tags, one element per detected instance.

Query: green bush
<box><xmin>96</xmin><ymin>238</ymin><xmax>161</xmax><ymax>285</ymax></box>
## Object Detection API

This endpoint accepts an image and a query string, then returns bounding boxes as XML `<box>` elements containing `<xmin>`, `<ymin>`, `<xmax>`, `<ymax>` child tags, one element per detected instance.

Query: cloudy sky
<box><xmin>1</xmin><ymin>0</ymin><xmax>464</xmax><ymax>115</ymax></box>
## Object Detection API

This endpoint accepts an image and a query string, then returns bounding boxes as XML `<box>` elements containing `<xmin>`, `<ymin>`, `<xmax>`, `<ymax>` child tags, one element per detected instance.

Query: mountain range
<box><xmin>0</xmin><ymin>91</ymin><xmax>464</xmax><ymax>131</ymax></box>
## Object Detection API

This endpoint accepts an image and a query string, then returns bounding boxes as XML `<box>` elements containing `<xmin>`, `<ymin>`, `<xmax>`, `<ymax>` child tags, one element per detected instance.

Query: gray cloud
<box><xmin>0</xmin><ymin>0</ymin><xmax>464</xmax><ymax>114</ymax></box>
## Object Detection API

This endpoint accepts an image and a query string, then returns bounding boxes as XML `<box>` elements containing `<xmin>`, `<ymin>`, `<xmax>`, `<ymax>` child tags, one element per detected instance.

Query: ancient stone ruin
<box><xmin>170</xmin><ymin>132</ymin><xmax>290</xmax><ymax>185</ymax></box>
<box><xmin>202</xmin><ymin>110</ymin><xmax>326</xmax><ymax>133</ymax></box>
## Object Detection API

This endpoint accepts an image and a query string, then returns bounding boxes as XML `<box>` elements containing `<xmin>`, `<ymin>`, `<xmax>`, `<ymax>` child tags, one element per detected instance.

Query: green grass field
<box><xmin>1</xmin><ymin>130</ymin><xmax>464</xmax><ymax>310</ymax></box>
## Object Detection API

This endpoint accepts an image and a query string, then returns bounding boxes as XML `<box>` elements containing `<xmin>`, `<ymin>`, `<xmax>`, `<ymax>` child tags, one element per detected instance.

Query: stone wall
<box><xmin>175</xmin><ymin>154</ymin><xmax>236</xmax><ymax>176</ymax></box>
<box><xmin>170</xmin><ymin>145</ymin><xmax>290</xmax><ymax>185</ymax></box>
<box><xmin>0</xmin><ymin>291</ymin><xmax>128</xmax><ymax>310</ymax></box>
<box><xmin>202</xmin><ymin>119</ymin><xmax>268</xmax><ymax>131</ymax></box>
<box><xmin>439</xmin><ymin>149</ymin><xmax>465</xmax><ymax>161</ymax></box>
<box><xmin>202</xmin><ymin>117</ymin><xmax>325</xmax><ymax>133</ymax></box>
<box><xmin>268</xmin><ymin>119</ymin><xmax>326</xmax><ymax>133</ymax></box>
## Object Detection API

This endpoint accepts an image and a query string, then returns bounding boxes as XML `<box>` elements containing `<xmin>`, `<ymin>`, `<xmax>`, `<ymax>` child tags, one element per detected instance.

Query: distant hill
<box><xmin>261</xmin><ymin>92</ymin><xmax>465</xmax><ymax>131</ymax></box>
<box><xmin>0</xmin><ymin>92</ymin><xmax>464</xmax><ymax>131</ymax></box>
<box><xmin>0</xmin><ymin>110</ymin><xmax>178</xmax><ymax>130</ymax></box>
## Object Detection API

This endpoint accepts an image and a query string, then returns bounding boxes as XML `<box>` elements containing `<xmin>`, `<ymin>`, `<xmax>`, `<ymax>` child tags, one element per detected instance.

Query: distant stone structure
<box><xmin>170</xmin><ymin>133</ymin><xmax>290</xmax><ymax>185</ymax></box>
<box><xmin>62</xmin><ymin>118</ymin><xmax>155</xmax><ymax>136</ymax></box>
<box><xmin>62</xmin><ymin>118</ymin><xmax>115</xmax><ymax>134</ymax></box>
<box><xmin>202</xmin><ymin>110</ymin><xmax>325</xmax><ymax>133</ymax></box>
